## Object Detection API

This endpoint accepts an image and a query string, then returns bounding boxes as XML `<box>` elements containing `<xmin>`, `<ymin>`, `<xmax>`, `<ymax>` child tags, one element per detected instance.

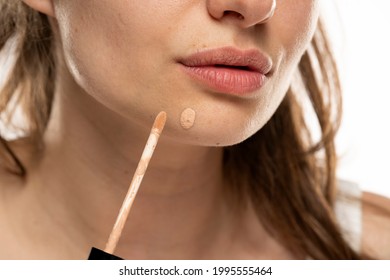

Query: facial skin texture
<box><xmin>54</xmin><ymin>0</ymin><xmax>319</xmax><ymax>147</ymax></box>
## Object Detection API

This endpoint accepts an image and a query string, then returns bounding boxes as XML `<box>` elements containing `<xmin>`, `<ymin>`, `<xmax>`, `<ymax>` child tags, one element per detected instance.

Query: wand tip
<box><xmin>153</xmin><ymin>111</ymin><xmax>167</xmax><ymax>133</ymax></box>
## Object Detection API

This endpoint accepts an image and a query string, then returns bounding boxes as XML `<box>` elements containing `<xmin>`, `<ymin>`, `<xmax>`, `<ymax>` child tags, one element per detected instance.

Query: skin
<box><xmin>0</xmin><ymin>0</ymin><xmax>389</xmax><ymax>259</ymax></box>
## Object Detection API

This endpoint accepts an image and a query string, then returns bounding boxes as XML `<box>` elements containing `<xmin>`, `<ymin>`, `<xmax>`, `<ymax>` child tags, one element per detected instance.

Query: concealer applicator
<box><xmin>88</xmin><ymin>111</ymin><xmax>167</xmax><ymax>260</ymax></box>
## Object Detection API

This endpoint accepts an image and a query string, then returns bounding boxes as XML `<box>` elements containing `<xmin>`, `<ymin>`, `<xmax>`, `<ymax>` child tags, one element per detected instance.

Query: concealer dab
<box><xmin>180</xmin><ymin>108</ymin><xmax>196</xmax><ymax>130</ymax></box>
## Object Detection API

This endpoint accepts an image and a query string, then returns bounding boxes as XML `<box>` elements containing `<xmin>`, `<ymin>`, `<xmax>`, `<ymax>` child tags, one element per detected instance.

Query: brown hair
<box><xmin>0</xmin><ymin>2</ymin><xmax>367</xmax><ymax>259</ymax></box>
<box><xmin>0</xmin><ymin>1</ymin><xmax>54</xmax><ymax>175</ymax></box>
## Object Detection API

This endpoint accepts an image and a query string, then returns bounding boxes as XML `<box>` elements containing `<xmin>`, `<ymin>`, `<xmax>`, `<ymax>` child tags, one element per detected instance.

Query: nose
<box><xmin>206</xmin><ymin>0</ymin><xmax>276</xmax><ymax>28</ymax></box>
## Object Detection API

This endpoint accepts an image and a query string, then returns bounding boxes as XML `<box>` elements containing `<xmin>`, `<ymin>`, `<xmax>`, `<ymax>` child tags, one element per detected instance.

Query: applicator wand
<box><xmin>88</xmin><ymin>111</ymin><xmax>167</xmax><ymax>260</ymax></box>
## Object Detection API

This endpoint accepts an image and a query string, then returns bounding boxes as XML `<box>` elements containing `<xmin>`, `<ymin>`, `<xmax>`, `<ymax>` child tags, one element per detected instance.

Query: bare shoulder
<box><xmin>361</xmin><ymin>191</ymin><xmax>390</xmax><ymax>259</ymax></box>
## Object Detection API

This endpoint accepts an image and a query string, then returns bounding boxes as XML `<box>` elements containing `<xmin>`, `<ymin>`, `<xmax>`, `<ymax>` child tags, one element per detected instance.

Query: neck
<box><xmin>23</xmin><ymin>67</ymin><xmax>239</xmax><ymax>259</ymax></box>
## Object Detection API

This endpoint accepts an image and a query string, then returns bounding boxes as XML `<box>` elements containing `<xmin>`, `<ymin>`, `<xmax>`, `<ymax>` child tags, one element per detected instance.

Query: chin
<box><xmin>162</xmin><ymin>119</ymin><xmax>263</xmax><ymax>148</ymax></box>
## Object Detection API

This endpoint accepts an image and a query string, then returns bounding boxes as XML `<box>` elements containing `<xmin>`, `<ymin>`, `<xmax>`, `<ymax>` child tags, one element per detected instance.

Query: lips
<box><xmin>178</xmin><ymin>47</ymin><xmax>272</xmax><ymax>96</ymax></box>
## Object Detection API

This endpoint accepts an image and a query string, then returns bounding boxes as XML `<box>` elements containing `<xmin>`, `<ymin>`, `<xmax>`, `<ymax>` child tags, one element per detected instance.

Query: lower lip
<box><xmin>180</xmin><ymin>65</ymin><xmax>267</xmax><ymax>96</ymax></box>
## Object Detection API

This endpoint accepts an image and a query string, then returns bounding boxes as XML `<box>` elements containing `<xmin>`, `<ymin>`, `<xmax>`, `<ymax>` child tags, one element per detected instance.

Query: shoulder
<box><xmin>361</xmin><ymin>191</ymin><xmax>390</xmax><ymax>259</ymax></box>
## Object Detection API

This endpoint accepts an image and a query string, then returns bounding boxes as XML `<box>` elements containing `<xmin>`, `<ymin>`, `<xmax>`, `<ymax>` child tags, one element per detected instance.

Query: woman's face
<box><xmin>53</xmin><ymin>0</ymin><xmax>319</xmax><ymax>146</ymax></box>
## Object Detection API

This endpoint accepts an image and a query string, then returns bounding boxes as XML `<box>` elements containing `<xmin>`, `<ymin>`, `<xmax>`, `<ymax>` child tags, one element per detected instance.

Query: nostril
<box><xmin>223</xmin><ymin>10</ymin><xmax>244</xmax><ymax>20</ymax></box>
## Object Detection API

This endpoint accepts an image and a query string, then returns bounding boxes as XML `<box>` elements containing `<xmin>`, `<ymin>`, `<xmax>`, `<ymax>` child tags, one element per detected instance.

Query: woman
<box><xmin>0</xmin><ymin>0</ymin><xmax>389</xmax><ymax>260</ymax></box>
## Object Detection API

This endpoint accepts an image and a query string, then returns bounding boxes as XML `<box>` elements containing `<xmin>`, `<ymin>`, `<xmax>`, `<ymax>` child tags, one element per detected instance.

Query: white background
<box><xmin>321</xmin><ymin>0</ymin><xmax>390</xmax><ymax>198</ymax></box>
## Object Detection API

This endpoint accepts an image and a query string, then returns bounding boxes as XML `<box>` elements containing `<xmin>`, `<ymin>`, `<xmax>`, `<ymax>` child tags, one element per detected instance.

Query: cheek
<box><xmin>263</xmin><ymin>0</ymin><xmax>320</xmax><ymax>105</ymax></box>
<box><xmin>276</xmin><ymin>0</ymin><xmax>320</xmax><ymax>67</ymax></box>
<box><xmin>54</xmin><ymin>0</ymin><xmax>190</xmax><ymax>123</ymax></box>
<box><xmin>54</xmin><ymin>1</ymin><xmax>166</xmax><ymax>111</ymax></box>
<box><xmin>55</xmin><ymin>1</ymin><xmax>118</xmax><ymax>100</ymax></box>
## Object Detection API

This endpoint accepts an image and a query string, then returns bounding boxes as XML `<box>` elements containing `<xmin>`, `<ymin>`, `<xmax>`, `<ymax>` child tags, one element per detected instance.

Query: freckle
<box><xmin>180</xmin><ymin>108</ymin><xmax>196</xmax><ymax>130</ymax></box>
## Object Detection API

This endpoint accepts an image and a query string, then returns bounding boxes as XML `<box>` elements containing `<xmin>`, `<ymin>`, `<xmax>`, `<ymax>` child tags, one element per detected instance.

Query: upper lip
<box><xmin>179</xmin><ymin>47</ymin><xmax>272</xmax><ymax>75</ymax></box>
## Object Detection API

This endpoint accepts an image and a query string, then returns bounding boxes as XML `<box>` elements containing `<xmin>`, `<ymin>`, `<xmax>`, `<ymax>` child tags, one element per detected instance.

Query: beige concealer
<box><xmin>180</xmin><ymin>108</ymin><xmax>196</xmax><ymax>130</ymax></box>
